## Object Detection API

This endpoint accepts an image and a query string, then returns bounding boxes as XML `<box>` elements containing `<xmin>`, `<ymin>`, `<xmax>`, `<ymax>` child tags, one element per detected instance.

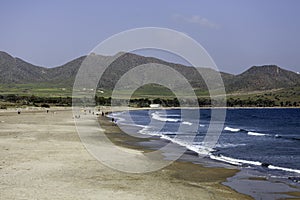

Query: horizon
<box><xmin>0</xmin><ymin>0</ymin><xmax>299</xmax><ymax>74</ymax></box>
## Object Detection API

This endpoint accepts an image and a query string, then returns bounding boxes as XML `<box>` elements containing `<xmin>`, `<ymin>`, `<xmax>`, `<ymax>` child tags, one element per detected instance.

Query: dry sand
<box><xmin>0</xmin><ymin>108</ymin><xmax>252</xmax><ymax>199</ymax></box>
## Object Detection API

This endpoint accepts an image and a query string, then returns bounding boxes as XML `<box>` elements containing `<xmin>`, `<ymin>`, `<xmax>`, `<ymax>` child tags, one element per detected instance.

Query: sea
<box><xmin>108</xmin><ymin>108</ymin><xmax>300</xmax><ymax>199</ymax></box>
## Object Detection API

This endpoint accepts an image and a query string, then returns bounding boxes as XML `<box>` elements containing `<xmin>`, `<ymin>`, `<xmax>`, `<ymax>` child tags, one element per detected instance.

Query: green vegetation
<box><xmin>227</xmin><ymin>87</ymin><xmax>300</xmax><ymax>107</ymax></box>
<box><xmin>0</xmin><ymin>94</ymin><xmax>72</xmax><ymax>108</ymax></box>
<box><xmin>0</xmin><ymin>51</ymin><xmax>299</xmax><ymax>108</ymax></box>
<box><xmin>0</xmin><ymin>84</ymin><xmax>72</xmax><ymax>97</ymax></box>
<box><xmin>1</xmin><ymin>86</ymin><xmax>299</xmax><ymax>108</ymax></box>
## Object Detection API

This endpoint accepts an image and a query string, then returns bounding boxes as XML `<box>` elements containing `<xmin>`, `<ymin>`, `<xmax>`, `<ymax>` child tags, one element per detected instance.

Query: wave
<box><xmin>107</xmin><ymin>111</ymin><xmax>126</xmax><ymax>123</ymax></box>
<box><xmin>112</xmin><ymin>110</ymin><xmax>300</xmax><ymax>175</ymax></box>
<box><xmin>182</xmin><ymin>121</ymin><xmax>192</xmax><ymax>126</ymax></box>
<box><xmin>138</xmin><ymin>125</ymin><xmax>161</xmax><ymax>136</ymax></box>
<box><xmin>107</xmin><ymin>111</ymin><xmax>125</xmax><ymax>117</ymax></box>
<box><xmin>224</xmin><ymin>126</ymin><xmax>241</xmax><ymax>132</ymax></box>
<box><xmin>137</xmin><ymin>126</ymin><xmax>182</xmax><ymax>137</ymax></box>
<box><xmin>157</xmin><ymin>114</ymin><xmax>181</xmax><ymax>117</ymax></box>
<box><xmin>216</xmin><ymin>143</ymin><xmax>246</xmax><ymax>148</ymax></box>
<box><xmin>157</xmin><ymin>127</ymin><xmax>300</xmax><ymax>174</ymax></box>
<box><xmin>224</xmin><ymin>126</ymin><xmax>270</xmax><ymax>137</ymax></box>
<box><xmin>209</xmin><ymin>154</ymin><xmax>262</xmax><ymax>166</ymax></box>
<box><xmin>209</xmin><ymin>154</ymin><xmax>300</xmax><ymax>174</ymax></box>
<box><xmin>268</xmin><ymin>165</ymin><xmax>300</xmax><ymax>174</ymax></box>
<box><xmin>151</xmin><ymin>112</ymin><xmax>181</xmax><ymax>123</ymax></box>
<box><xmin>275</xmin><ymin>134</ymin><xmax>300</xmax><ymax>141</ymax></box>
<box><xmin>160</xmin><ymin>135</ymin><xmax>214</xmax><ymax>155</ymax></box>
<box><xmin>247</xmin><ymin>131</ymin><xmax>268</xmax><ymax>136</ymax></box>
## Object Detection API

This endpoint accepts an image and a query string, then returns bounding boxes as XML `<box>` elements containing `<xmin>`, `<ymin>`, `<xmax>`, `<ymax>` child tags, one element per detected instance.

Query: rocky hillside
<box><xmin>0</xmin><ymin>51</ymin><xmax>299</xmax><ymax>92</ymax></box>
<box><xmin>226</xmin><ymin>65</ymin><xmax>300</xmax><ymax>92</ymax></box>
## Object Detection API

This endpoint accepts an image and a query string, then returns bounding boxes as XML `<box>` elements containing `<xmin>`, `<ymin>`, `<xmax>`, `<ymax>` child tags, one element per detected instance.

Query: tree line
<box><xmin>0</xmin><ymin>94</ymin><xmax>299</xmax><ymax>108</ymax></box>
<box><xmin>0</xmin><ymin>94</ymin><xmax>72</xmax><ymax>107</ymax></box>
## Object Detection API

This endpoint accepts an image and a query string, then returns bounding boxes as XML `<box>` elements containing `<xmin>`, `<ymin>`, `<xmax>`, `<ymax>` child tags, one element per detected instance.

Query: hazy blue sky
<box><xmin>0</xmin><ymin>0</ymin><xmax>299</xmax><ymax>74</ymax></box>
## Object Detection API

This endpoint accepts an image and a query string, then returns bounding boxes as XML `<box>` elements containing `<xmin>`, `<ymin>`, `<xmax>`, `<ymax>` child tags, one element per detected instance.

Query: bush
<box><xmin>0</xmin><ymin>105</ymin><xmax>7</xmax><ymax>109</ymax></box>
<box><xmin>41</xmin><ymin>104</ymin><xmax>50</xmax><ymax>108</ymax></box>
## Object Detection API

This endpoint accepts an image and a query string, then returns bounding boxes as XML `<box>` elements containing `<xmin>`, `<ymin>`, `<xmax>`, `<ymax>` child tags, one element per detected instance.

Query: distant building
<box><xmin>150</xmin><ymin>104</ymin><xmax>161</xmax><ymax>108</ymax></box>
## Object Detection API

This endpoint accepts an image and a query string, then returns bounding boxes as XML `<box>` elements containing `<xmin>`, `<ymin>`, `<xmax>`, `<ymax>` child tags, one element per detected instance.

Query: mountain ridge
<box><xmin>0</xmin><ymin>51</ymin><xmax>299</xmax><ymax>92</ymax></box>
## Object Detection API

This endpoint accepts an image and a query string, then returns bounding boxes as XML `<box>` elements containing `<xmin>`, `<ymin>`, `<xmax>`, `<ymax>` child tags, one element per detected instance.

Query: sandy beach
<box><xmin>0</xmin><ymin>108</ymin><xmax>253</xmax><ymax>199</ymax></box>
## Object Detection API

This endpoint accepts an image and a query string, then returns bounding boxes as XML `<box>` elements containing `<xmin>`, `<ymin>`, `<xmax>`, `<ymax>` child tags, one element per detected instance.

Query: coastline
<box><xmin>98</xmin><ymin>111</ymin><xmax>253</xmax><ymax>199</ymax></box>
<box><xmin>101</xmin><ymin>106</ymin><xmax>300</xmax><ymax>200</ymax></box>
<box><xmin>0</xmin><ymin>107</ymin><xmax>252</xmax><ymax>199</ymax></box>
<box><xmin>1</xmin><ymin>107</ymin><xmax>300</xmax><ymax>199</ymax></box>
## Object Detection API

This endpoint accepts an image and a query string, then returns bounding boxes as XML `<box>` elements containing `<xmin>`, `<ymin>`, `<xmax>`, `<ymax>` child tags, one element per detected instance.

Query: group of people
<box><xmin>97</xmin><ymin>109</ymin><xmax>117</xmax><ymax>125</ymax></box>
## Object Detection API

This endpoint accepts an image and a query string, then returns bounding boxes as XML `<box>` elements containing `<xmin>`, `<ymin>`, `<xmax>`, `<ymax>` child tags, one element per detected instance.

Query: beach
<box><xmin>0</xmin><ymin>108</ymin><xmax>254</xmax><ymax>199</ymax></box>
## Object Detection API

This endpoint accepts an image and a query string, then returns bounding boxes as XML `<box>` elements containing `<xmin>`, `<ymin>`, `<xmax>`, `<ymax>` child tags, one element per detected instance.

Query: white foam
<box><xmin>111</xmin><ymin>110</ymin><xmax>300</xmax><ymax>175</ymax></box>
<box><xmin>107</xmin><ymin>112</ymin><xmax>126</xmax><ymax>123</ymax></box>
<box><xmin>209</xmin><ymin>155</ymin><xmax>300</xmax><ymax>174</ymax></box>
<box><xmin>107</xmin><ymin>111</ymin><xmax>124</xmax><ymax>117</ymax></box>
<box><xmin>224</xmin><ymin>126</ymin><xmax>240</xmax><ymax>132</ymax></box>
<box><xmin>188</xmin><ymin>144</ymin><xmax>214</xmax><ymax>155</ymax></box>
<box><xmin>138</xmin><ymin>126</ymin><xmax>160</xmax><ymax>136</ymax></box>
<box><xmin>182</xmin><ymin>121</ymin><xmax>192</xmax><ymax>126</ymax></box>
<box><xmin>216</xmin><ymin>143</ymin><xmax>246</xmax><ymax>148</ymax></box>
<box><xmin>160</xmin><ymin>135</ymin><xmax>213</xmax><ymax>155</ymax></box>
<box><xmin>209</xmin><ymin>155</ymin><xmax>262</xmax><ymax>166</ymax></box>
<box><xmin>268</xmin><ymin>165</ymin><xmax>300</xmax><ymax>174</ymax></box>
<box><xmin>158</xmin><ymin>114</ymin><xmax>181</xmax><ymax>117</ymax></box>
<box><xmin>247</xmin><ymin>131</ymin><xmax>267</xmax><ymax>136</ymax></box>
<box><xmin>151</xmin><ymin>112</ymin><xmax>181</xmax><ymax>123</ymax></box>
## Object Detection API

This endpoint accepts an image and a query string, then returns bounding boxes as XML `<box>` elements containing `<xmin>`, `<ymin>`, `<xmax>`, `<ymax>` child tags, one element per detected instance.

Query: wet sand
<box><xmin>0</xmin><ymin>108</ymin><xmax>252</xmax><ymax>199</ymax></box>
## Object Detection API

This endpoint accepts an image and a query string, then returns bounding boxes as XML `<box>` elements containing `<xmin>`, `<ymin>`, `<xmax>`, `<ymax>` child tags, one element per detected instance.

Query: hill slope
<box><xmin>0</xmin><ymin>51</ymin><xmax>299</xmax><ymax>92</ymax></box>
<box><xmin>0</xmin><ymin>51</ymin><xmax>51</xmax><ymax>83</ymax></box>
<box><xmin>227</xmin><ymin>65</ymin><xmax>300</xmax><ymax>92</ymax></box>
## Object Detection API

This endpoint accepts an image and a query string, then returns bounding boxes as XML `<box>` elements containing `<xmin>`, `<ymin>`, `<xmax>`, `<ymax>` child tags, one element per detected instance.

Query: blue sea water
<box><xmin>110</xmin><ymin>108</ymin><xmax>300</xmax><ymax>177</ymax></box>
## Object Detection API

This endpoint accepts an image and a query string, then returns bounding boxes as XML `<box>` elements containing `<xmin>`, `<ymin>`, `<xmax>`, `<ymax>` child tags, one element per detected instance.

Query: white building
<box><xmin>150</xmin><ymin>104</ymin><xmax>161</xmax><ymax>108</ymax></box>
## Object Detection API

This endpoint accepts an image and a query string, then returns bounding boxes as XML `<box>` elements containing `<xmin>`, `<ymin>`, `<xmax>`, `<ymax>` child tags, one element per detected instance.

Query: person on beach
<box><xmin>111</xmin><ymin>117</ymin><xmax>117</xmax><ymax>125</ymax></box>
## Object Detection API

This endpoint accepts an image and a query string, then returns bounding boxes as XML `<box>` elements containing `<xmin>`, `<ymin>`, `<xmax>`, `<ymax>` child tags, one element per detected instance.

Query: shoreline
<box><xmin>0</xmin><ymin>108</ymin><xmax>252</xmax><ymax>199</ymax></box>
<box><xmin>1</xmin><ymin>107</ymin><xmax>299</xmax><ymax>199</ymax></box>
<box><xmin>102</xmin><ymin>106</ymin><xmax>300</xmax><ymax>199</ymax></box>
<box><xmin>98</xmin><ymin>112</ymin><xmax>253</xmax><ymax>199</ymax></box>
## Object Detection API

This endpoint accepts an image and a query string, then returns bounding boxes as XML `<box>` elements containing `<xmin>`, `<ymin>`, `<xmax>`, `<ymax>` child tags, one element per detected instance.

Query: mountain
<box><xmin>47</xmin><ymin>56</ymin><xmax>86</xmax><ymax>85</ymax></box>
<box><xmin>96</xmin><ymin>52</ymin><xmax>234</xmax><ymax>91</ymax></box>
<box><xmin>0</xmin><ymin>51</ymin><xmax>50</xmax><ymax>83</ymax></box>
<box><xmin>0</xmin><ymin>51</ymin><xmax>86</xmax><ymax>86</ymax></box>
<box><xmin>226</xmin><ymin>65</ymin><xmax>300</xmax><ymax>92</ymax></box>
<box><xmin>0</xmin><ymin>51</ymin><xmax>299</xmax><ymax>92</ymax></box>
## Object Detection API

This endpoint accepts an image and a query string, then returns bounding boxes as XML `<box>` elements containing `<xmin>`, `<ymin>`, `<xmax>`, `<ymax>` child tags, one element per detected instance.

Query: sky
<box><xmin>0</xmin><ymin>0</ymin><xmax>299</xmax><ymax>74</ymax></box>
